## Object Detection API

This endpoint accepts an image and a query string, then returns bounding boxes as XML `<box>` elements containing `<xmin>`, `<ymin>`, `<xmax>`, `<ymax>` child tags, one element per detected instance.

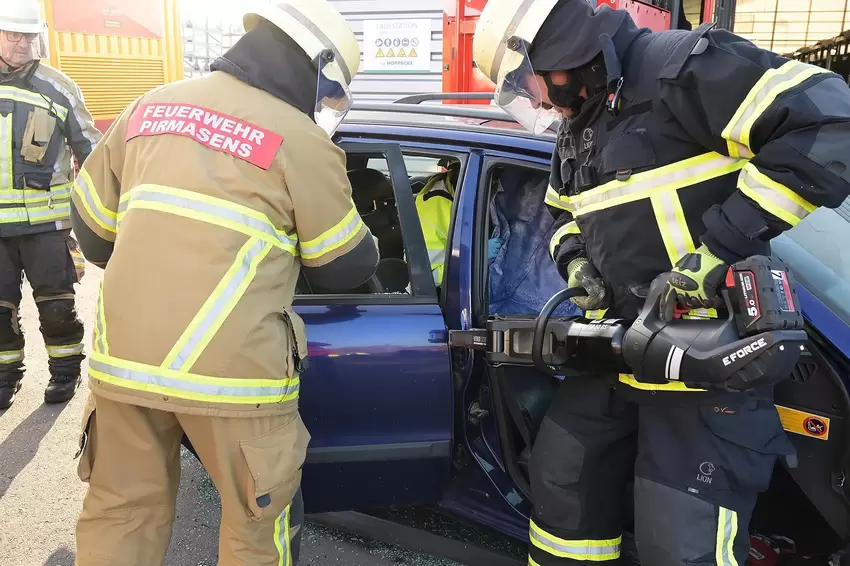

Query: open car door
<box><xmin>293</xmin><ymin>141</ymin><xmax>454</xmax><ymax>513</ymax></box>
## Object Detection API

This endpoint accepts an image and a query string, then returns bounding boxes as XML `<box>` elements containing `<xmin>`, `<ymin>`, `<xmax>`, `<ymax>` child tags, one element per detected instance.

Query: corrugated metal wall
<box><xmin>328</xmin><ymin>0</ymin><xmax>445</xmax><ymax>102</ymax></box>
<box><xmin>40</xmin><ymin>0</ymin><xmax>184</xmax><ymax>124</ymax></box>
<box><xmin>734</xmin><ymin>0</ymin><xmax>850</xmax><ymax>54</ymax></box>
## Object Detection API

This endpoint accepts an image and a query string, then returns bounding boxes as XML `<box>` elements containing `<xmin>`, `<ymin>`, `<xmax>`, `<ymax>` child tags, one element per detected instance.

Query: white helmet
<box><xmin>0</xmin><ymin>0</ymin><xmax>50</xmax><ymax>66</ymax></box>
<box><xmin>244</xmin><ymin>0</ymin><xmax>361</xmax><ymax>136</ymax></box>
<box><xmin>473</xmin><ymin>0</ymin><xmax>561</xmax><ymax>134</ymax></box>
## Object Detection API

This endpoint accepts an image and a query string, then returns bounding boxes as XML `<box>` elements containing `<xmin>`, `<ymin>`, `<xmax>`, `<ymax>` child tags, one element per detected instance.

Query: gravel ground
<box><xmin>0</xmin><ymin>269</ymin><xmax>469</xmax><ymax>566</ymax></box>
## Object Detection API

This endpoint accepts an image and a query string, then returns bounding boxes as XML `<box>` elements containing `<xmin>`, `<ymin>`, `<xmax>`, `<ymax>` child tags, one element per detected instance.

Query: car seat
<box><xmin>348</xmin><ymin>168</ymin><xmax>404</xmax><ymax>260</ymax></box>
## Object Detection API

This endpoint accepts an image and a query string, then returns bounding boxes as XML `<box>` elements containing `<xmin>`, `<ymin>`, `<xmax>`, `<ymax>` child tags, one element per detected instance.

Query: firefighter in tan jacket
<box><xmin>69</xmin><ymin>2</ymin><xmax>377</xmax><ymax>564</ymax></box>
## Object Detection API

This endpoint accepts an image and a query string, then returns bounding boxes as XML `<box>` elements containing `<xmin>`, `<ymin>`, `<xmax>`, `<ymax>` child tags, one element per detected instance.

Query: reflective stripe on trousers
<box><xmin>716</xmin><ymin>507</ymin><xmax>740</xmax><ymax>566</ymax></box>
<box><xmin>558</xmin><ymin>152</ymin><xmax>747</xmax><ymax>266</ymax></box>
<box><xmin>530</xmin><ymin>520</ymin><xmax>621</xmax><ymax>562</ymax></box>
<box><xmin>274</xmin><ymin>502</ymin><xmax>293</xmax><ymax>566</ymax></box>
<box><xmin>722</xmin><ymin>60</ymin><xmax>830</xmax><ymax>159</ymax></box>
<box><xmin>46</xmin><ymin>343</ymin><xmax>84</xmax><ymax>358</ymax></box>
<box><xmin>0</xmin><ymin>350</ymin><xmax>24</xmax><ymax>364</ymax></box>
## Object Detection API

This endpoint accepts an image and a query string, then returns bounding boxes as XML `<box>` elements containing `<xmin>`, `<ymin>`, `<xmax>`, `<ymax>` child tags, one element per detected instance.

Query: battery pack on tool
<box><xmin>725</xmin><ymin>257</ymin><xmax>804</xmax><ymax>338</ymax></box>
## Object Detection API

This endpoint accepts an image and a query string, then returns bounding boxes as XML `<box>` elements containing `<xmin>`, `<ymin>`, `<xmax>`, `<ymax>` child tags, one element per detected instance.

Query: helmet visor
<box><xmin>494</xmin><ymin>39</ymin><xmax>559</xmax><ymax>135</ymax></box>
<box><xmin>314</xmin><ymin>50</ymin><xmax>353</xmax><ymax>137</ymax></box>
<box><xmin>1</xmin><ymin>29</ymin><xmax>49</xmax><ymax>66</ymax></box>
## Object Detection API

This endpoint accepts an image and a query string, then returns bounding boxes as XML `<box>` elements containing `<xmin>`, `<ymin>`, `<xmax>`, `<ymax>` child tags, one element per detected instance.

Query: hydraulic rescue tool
<box><xmin>452</xmin><ymin>255</ymin><xmax>810</xmax><ymax>391</ymax></box>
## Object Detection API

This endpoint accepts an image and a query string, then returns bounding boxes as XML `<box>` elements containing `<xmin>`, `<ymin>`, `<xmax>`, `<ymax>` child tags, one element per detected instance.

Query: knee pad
<box><xmin>0</xmin><ymin>307</ymin><xmax>22</xmax><ymax>343</ymax></box>
<box><xmin>37</xmin><ymin>299</ymin><xmax>83</xmax><ymax>337</ymax></box>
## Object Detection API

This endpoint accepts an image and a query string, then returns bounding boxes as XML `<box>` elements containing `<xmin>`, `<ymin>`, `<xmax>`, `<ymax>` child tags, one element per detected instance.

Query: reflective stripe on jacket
<box><xmin>415</xmin><ymin>174</ymin><xmax>454</xmax><ymax>285</ymax></box>
<box><xmin>0</xmin><ymin>62</ymin><xmax>100</xmax><ymax>237</ymax></box>
<box><xmin>71</xmin><ymin>72</ymin><xmax>370</xmax><ymax>416</ymax></box>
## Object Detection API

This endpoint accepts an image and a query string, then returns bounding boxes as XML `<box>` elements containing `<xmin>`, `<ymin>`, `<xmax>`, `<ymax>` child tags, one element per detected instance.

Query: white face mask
<box><xmin>313</xmin><ymin>51</ymin><xmax>353</xmax><ymax>137</ymax></box>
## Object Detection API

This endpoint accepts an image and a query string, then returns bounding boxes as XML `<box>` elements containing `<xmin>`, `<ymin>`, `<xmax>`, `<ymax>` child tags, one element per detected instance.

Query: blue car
<box><xmin>291</xmin><ymin>96</ymin><xmax>850</xmax><ymax>556</ymax></box>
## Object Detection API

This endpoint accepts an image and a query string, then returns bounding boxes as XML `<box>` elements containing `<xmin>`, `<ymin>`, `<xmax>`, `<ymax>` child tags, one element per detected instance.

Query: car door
<box><xmin>294</xmin><ymin>141</ymin><xmax>454</xmax><ymax>513</ymax></box>
<box><xmin>444</xmin><ymin>148</ymin><xmax>565</xmax><ymax>539</ymax></box>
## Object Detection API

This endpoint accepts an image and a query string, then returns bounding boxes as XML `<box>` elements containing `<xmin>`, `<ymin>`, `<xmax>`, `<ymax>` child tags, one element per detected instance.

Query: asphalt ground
<box><xmin>0</xmin><ymin>269</ymin><xmax>494</xmax><ymax>566</ymax></box>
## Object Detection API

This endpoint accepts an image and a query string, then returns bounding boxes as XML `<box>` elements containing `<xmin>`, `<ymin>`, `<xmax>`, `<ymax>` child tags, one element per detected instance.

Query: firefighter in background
<box><xmin>416</xmin><ymin>159</ymin><xmax>504</xmax><ymax>287</ymax></box>
<box><xmin>0</xmin><ymin>0</ymin><xmax>99</xmax><ymax>410</ymax></box>
<box><xmin>474</xmin><ymin>0</ymin><xmax>850</xmax><ymax>564</ymax></box>
<box><xmin>70</xmin><ymin>1</ymin><xmax>377</xmax><ymax>563</ymax></box>
<box><xmin>415</xmin><ymin>159</ymin><xmax>459</xmax><ymax>285</ymax></box>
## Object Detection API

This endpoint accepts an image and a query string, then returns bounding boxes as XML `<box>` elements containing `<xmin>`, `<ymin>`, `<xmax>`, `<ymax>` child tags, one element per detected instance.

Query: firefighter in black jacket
<box><xmin>0</xmin><ymin>1</ymin><xmax>100</xmax><ymax>410</ymax></box>
<box><xmin>474</xmin><ymin>1</ymin><xmax>850</xmax><ymax>564</ymax></box>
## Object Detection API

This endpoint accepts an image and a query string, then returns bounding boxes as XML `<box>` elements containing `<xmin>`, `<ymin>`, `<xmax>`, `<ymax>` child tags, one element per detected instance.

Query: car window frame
<box><xmin>473</xmin><ymin>154</ymin><xmax>553</xmax><ymax>326</ymax></box>
<box><xmin>293</xmin><ymin>142</ymin><xmax>436</xmax><ymax>305</ymax></box>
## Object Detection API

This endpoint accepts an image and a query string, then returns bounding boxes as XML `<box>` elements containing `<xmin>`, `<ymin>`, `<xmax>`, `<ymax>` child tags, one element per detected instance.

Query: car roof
<box><xmin>337</xmin><ymin>95</ymin><xmax>558</xmax><ymax>152</ymax></box>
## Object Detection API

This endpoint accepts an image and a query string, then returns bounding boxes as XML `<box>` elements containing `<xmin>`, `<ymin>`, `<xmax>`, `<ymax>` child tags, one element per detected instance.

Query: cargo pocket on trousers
<box><xmin>699</xmin><ymin>399</ymin><xmax>794</xmax><ymax>495</ymax></box>
<box><xmin>66</xmin><ymin>235</ymin><xmax>85</xmax><ymax>283</ymax></box>
<box><xmin>239</xmin><ymin>413</ymin><xmax>311</xmax><ymax>522</ymax></box>
<box><xmin>75</xmin><ymin>394</ymin><xmax>97</xmax><ymax>483</ymax></box>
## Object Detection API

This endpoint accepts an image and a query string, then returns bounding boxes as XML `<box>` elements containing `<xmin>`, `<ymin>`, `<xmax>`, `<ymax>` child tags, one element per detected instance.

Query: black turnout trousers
<box><xmin>0</xmin><ymin>229</ymin><xmax>84</xmax><ymax>383</ymax></box>
<box><xmin>528</xmin><ymin>374</ymin><xmax>794</xmax><ymax>566</ymax></box>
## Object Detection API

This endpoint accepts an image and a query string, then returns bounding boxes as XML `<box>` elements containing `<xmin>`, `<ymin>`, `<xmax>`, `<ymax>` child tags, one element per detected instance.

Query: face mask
<box><xmin>543</xmin><ymin>71</ymin><xmax>586</xmax><ymax>114</ymax></box>
<box><xmin>541</xmin><ymin>50</ymin><xmax>610</xmax><ymax>115</ymax></box>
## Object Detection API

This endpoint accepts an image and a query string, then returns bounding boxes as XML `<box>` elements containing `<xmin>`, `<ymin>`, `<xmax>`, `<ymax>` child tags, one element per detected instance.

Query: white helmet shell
<box><xmin>244</xmin><ymin>0</ymin><xmax>360</xmax><ymax>88</ymax></box>
<box><xmin>473</xmin><ymin>0</ymin><xmax>559</xmax><ymax>85</ymax></box>
<box><xmin>0</xmin><ymin>0</ymin><xmax>46</xmax><ymax>34</ymax></box>
<box><xmin>473</xmin><ymin>0</ymin><xmax>562</xmax><ymax>134</ymax></box>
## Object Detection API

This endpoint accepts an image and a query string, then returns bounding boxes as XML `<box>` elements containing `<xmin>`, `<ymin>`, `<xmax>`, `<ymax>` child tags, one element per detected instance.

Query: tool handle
<box><xmin>532</xmin><ymin>287</ymin><xmax>588</xmax><ymax>376</ymax></box>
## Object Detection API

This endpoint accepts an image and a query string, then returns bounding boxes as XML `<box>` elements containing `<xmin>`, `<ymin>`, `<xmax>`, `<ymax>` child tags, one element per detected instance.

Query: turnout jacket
<box><xmin>415</xmin><ymin>173</ymin><xmax>455</xmax><ymax>285</ymax></box>
<box><xmin>71</xmin><ymin>71</ymin><xmax>378</xmax><ymax>416</ymax></box>
<box><xmin>548</xmin><ymin>23</ymin><xmax>850</xmax><ymax>322</ymax></box>
<box><xmin>1</xmin><ymin>61</ymin><xmax>100</xmax><ymax>237</ymax></box>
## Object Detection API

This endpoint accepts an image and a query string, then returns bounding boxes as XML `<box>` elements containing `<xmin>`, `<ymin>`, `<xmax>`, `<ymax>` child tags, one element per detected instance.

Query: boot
<box><xmin>0</xmin><ymin>380</ymin><xmax>22</xmax><ymax>410</ymax></box>
<box><xmin>44</xmin><ymin>374</ymin><xmax>81</xmax><ymax>404</ymax></box>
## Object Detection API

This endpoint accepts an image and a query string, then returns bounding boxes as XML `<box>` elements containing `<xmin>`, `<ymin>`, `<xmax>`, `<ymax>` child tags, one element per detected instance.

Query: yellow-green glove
<box><xmin>567</xmin><ymin>257</ymin><xmax>609</xmax><ymax>311</ymax></box>
<box><xmin>659</xmin><ymin>244</ymin><xmax>728</xmax><ymax>322</ymax></box>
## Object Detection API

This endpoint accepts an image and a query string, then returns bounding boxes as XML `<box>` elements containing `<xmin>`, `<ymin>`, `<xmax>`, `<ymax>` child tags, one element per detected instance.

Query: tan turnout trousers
<box><xmin>75</xmin><ymin>393</ymin><xmax>310</xmax><ymax>566</ymax></box>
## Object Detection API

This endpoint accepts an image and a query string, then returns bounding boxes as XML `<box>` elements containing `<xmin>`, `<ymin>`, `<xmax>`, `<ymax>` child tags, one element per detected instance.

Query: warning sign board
<box><xmin>363</xmin><ymin>19</ymin><xmax>431</xmax><ymax>74</ymax></box>
<box><xmin>775</xmin><ymin>405</ymin><xmax>831</xmax><ymax>440</ymax></box>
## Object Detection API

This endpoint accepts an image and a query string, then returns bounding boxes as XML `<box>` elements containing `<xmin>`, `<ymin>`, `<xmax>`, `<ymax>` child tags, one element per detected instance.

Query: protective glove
<box><xmin>488</xmin><ymin>237</ymin><xmax>505</xmax><ymax>263</ymax></box>
<box><xmin>658</xmin><ymin>244</ymin><xmax>728</xmax><ymax>322</ymax></box>
<box><xmin>566</xmin><ymin>257</ymin><xmax>609</xmax><ymax>311</ymax></box>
